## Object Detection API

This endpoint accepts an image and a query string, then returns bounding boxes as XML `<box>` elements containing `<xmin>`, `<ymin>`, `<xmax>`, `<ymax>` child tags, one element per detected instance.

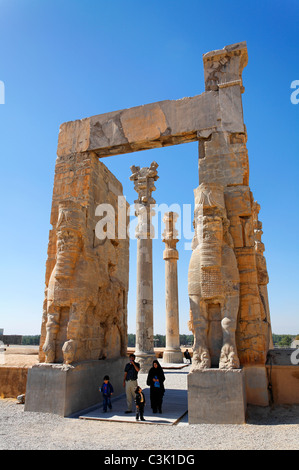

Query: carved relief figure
<box><xmin>96</xmin><ymin>281</ymin><xmax>128</xmax><ymax>360</ymax></box>
<box><xmin>252</xmin><ymin>198</ymin><xmax>273</xmax><ymax>349</ymax></box>
<box><xmin>188</xmin><ymin>183</ymin><xmax>240</xmax><ymax>370</ymax></box>
<box><xmin>43</xmin><ymin>199</ymin><xmax>100</xmax><ymax>364</ymax></box>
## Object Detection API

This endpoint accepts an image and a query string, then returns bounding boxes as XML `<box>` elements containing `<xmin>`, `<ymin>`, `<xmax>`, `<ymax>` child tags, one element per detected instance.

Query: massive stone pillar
<box><xmin>25</xmin><ymin>150</ymin><xmax>130</xmax><ymax>416</ymax></box>
<box><xmin>162</xmin><ymin>212</ymin><xmax>183</xmax><ymax>364</ymax></box>
<box><xmin>39</xmin><ymin>153</ymin><xmax>129</xmax><ymax>365</ymax></box>
<box><xmin>188</xmin><ymin>43</ymin><xmax>272</xmax><ymax>421</ymax></box>
<box><xmin>188</xmin><ymin>183</ymin><xmax>240</xmax><ymax>370</ymax></box>
<box><xmin>188</xmin><ymin>42</ymin><xmax>272</xmax><ymax>368</ymax></box>
<box><xmin>130</xmin><ymin>162</ymin><xmax>159</xmax><ymax>372</ymax></box>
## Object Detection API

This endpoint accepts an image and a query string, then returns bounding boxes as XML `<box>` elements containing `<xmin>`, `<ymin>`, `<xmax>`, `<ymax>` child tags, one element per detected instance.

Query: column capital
<box><xmin>130</xmin><ymin>162</ymin><xmax>159</xmax><ymax>240</ymax></box>
<box><xmin>162</xmin><ymin>211</ymin><xmax>179</xmax><ymax>241</ymax></box>
<box><xmin>130</xmin><ymin>161</ymin><xmax>159</xmax><ymax>205</ymax></box>
<box><xmin>162</xmin><ymin>211</ymin><xmax>179</xmax><ymax>259</ymax></box>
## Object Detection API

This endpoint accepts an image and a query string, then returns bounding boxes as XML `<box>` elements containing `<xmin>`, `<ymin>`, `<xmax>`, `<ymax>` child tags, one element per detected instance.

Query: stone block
<box><xmin>228</xmin><ymin>216</ymin><xmax>244</xmax><ymax>247</ymax></box>
<box><xmin>198</xmin><ymin>132</ymin><xmax>249</xmax><ymax>186</ymax></box>
<box><xmin>24</xmin><ymin>357</ymin><xmax>127</xmax><ymax>416</ymax></box>
<box><xmin>162</xmin><ymin>350</ymin><xmax>183</xmax><ymax>364</ymax></box>
<box><xmin>243</xmin><ymin>365</ymin><xmax>269</xmax><ymax>406</ymax></box>
<box><xmin>224</xmin><ymin>186</ymin><xmax>252</xmax><ymax>217</ymax></box>
<box><xmin>218</xmin><ymin>85</ymin><xmax>244</xmax><ymax>133</ymax></box>
<box><xmin>120</xmin><ymin>102</ymin><xmax>168</xmax><ymax>143</ymax></box>
<box><xmin>0</xmin><ymin>366</ymin><xmax>28</xmax><ymax>398</ymax></box>
<box><xmin>266</xmin><ymin>349</ymin><xmax>299</xmax><ymax>404</ymax></box>
<box><xmin>235</xmin><ymin>247</ymin><xmax>258</xmax><ymax>277</ymax></box>
<box><xmin>187</xmin><ymin>368</ymin><xmax>246</xmax><ymax>424</ymax></box>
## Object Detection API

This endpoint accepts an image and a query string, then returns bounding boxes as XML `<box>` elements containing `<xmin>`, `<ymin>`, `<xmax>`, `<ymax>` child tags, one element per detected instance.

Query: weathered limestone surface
<box><xmin>0</xmin><ymin>366</ymin><xmax>28</xmax><ymax>398</ymax></box>
<box><xmin>189</xmin><ymin>42</ymin><xmax>272</xmax><ymax>368</ymax></box>
<box><xmin>188</xmin><ymin>183</ymin><xmax>240</xmax><ymax>369</ymax></box>
<box><xmin>39</xmin><ymin>152</ymin><xmax>129</xmax><ymax>365</ymax></box>
<box><xmin>266</xmin><ymin>350</ymin><xmax>299</xmax><ymax>405</ymax></box>
<box><xmin>188</xmin><ymin>368</ymin><xmax>246</xmax><ymax>424</ymax></box>
<box><xmin>25</xmin><ymin>358</ymin><xmax>126</xmax><ymax>416</ymax></box>
<box><xmin>197</xmin><ymin>131</ymin><xmax>270</xmax><ymax>365</ymax></box>
<box><xmin>130</xmin><ymin>162</ymin><xmax>159</xmax><ymax>372</ymax></box>
<box><xmin>57</xmin><ymin>93</ymin><xmax>218</xmax><ymax>158</ymax></box>
<box><xmin>252</xmin><ymin>200</ymin><xmax>273</xmax><ymax>350</ymax></box>
<box><xmin>243</xmin><ymin>365</ymin><xmax>269</xmax><ymax>406</ymax></box>
<box><xmin>162</xmin><ymin>212</ymin><xmax>183</xmax><ymax>364</ymax></box>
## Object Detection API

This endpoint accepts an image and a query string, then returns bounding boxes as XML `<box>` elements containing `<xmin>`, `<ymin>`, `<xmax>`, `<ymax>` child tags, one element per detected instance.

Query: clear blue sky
<box><xmin>0</xmin><ymin>0</ymin><xmax>298</xmax><ymax>336</ymax></box>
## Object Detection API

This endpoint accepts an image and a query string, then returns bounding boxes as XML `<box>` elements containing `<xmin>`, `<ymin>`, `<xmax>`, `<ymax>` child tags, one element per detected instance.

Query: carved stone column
<box><xmin>130</xmin><ymin>162</ymin><xmax>159</xmax><ymax>372</ymax></box>
<box><xmin>162</xmin><ymin>212</ymin><xmax>183</xmax><ymax>364</ymax></box>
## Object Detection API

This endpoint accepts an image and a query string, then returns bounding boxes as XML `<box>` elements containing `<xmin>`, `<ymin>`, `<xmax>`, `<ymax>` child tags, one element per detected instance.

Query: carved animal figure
<box><xmin>42</xmin><ymin>200</ymin><xmax>98</xmax><ymax>363</ymax></box>
<box><xmin>188</xmin><ymin>183</ymin><xmax>240</xmax><ymax>370</ymax></box>
<box><xmin>42</xmin><ymin>199</ymin><xmax>127</xmax><ymax>364</ymax></box>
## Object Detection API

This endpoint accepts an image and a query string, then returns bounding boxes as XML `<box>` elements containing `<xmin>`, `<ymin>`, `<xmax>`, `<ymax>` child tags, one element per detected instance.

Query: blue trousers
<box><xmin>103</xmin><ymin>395</ymin><xmax>112</xmax><ymax>411</ymax></box>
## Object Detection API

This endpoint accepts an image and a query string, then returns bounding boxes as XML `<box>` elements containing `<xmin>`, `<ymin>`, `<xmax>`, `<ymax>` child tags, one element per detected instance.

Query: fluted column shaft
<box><xmin>130</xmin><ymin>162</ymin><xmax>159</xmax><ymax>372</ymax></box>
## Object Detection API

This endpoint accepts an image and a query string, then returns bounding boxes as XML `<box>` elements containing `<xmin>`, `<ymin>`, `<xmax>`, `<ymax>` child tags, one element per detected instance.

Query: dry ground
<box><xmin>1</xmin><ymin>345</ymin><xmax>298</xmax><ymax>450</ymax></box>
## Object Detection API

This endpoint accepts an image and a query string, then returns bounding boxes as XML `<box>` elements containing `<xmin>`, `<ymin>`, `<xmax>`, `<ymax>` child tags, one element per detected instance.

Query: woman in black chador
<box><xmin>146</xmin><ymin>360</ymin><xmax>165</xmax><ymax>413</ymax></box>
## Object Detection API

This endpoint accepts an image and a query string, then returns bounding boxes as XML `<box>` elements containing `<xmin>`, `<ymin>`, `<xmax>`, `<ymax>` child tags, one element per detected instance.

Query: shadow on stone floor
<box><xmin>246</xmin><ymin>404</ymin><xmax>299</xmax><ymax>425</ymax></box>
<box><xmin>72</xmin><ymin>387</ymin><xmax>188</xmax><ymax>426</ymax></box>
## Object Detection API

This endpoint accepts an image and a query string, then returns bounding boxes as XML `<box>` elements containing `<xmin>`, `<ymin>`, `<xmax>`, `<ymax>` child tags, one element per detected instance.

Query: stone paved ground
<box><xmin>1</xmin><ymin>365</ymin><xmax>299</xmax><ymax>450</ymax></box>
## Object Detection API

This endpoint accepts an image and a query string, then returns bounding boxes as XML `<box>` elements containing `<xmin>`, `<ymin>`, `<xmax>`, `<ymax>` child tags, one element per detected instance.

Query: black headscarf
<box><xmin>146</xmin><ymin>360</ymin><xmax>165</xmax><ymax>390</ymax></box>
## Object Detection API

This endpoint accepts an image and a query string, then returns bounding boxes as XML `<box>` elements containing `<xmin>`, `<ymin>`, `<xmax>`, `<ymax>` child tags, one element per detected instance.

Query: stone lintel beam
<box><xmin>57</xmin><ymin>93</ymin><xmax>217</xmax><ymax>158</ymax></box>
<box><xmin>57</xmin><ymin>42</ymin><xmax>248</xmax><ymax>159</ymax></box>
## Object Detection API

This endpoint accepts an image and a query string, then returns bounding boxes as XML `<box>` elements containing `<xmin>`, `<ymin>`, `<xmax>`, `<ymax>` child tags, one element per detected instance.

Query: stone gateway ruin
<box><xmin>25</xmin><ymin>42</ymin><xmax>273</xmax><ymax>422</ymax></box>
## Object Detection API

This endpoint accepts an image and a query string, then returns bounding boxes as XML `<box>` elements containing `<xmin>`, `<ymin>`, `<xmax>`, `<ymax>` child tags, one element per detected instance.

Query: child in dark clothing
<box><xmin>99</xmin><ymin>375</ymin><xmax>114</xmax><ymax>412</ymax></box>
<box><xmin>134</xmin><ymin>386</ymin><xmax>146</xmax><ymax>421</ymax></box>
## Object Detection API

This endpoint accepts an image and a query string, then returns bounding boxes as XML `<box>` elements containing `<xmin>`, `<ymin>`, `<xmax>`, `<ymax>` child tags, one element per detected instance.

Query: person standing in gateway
<box><xmin>123</xmin><ymin>353</ymin><xmax>140</xmax><ymax>413</ymax></box>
